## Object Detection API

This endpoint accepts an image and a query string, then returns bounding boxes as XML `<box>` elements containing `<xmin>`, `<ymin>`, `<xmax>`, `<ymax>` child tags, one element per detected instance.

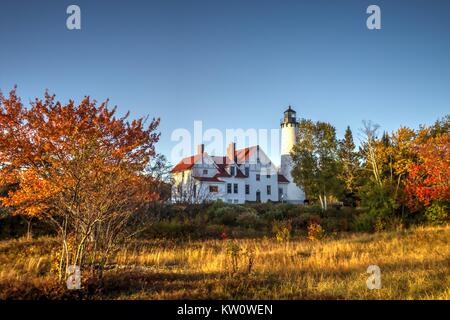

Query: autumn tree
<box><xmin>291</xmin><ymin>119</ymin><xmax>342</xmax><ymax>210</ymax></box>
<box><xmin>404</xmin><ymin>130</ymin><xmax>449</xmax><ymax>220</ymax></box>
<box><xmin>358</xmin><ymin>121</ymin><xmax>397</xmax><ymax>221</ymax></box>
<box><xmin>0</xmin><ymin>88</ymin><xmax>161</xmax><ymax>280</ymax></box>
<box><xmin>358</xmin><ymin>119</ymin><xmax>445</xmax><ymax>226</ymax></box>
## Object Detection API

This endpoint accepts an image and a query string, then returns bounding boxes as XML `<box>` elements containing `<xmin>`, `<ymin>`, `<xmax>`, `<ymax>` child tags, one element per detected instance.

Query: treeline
<box><xmin>291</xmin><ymin>116</ymin><xmax>449</xmax><ymax>228</ymax></box>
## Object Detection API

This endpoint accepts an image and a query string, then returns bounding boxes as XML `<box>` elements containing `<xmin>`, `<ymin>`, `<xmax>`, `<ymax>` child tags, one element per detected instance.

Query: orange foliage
<box><xmin>404</xmin><ymin>132</ymin><xmax>450</xmax><ymax>211</ymax></box>
<box><xmin>0</xmin><ymin>87</ymin><xmax>161</xmax><ymax>219</ymax></box>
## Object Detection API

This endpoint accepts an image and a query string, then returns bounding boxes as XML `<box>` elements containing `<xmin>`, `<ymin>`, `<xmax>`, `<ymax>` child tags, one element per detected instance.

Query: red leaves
<box><xmin>404</xmin><ymin>133</ymin><xmax>450</xmax><ymax>211</ymax></box>
<box><xmin>0</xmin><ymin>88</ymin><xmax>161</xmax><ymax>218</ymax></box>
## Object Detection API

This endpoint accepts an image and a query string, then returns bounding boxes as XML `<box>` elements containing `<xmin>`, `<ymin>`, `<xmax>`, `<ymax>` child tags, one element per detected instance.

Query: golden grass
<box><xmin>0</xmin><ymin>225</ymin><xmax>449</xmax><ymax>299</ymax></box>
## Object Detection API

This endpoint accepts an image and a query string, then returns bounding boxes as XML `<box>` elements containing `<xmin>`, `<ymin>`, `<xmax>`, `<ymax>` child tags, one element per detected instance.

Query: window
<box><xmin>267</xmin><ymin>185</ymin><xmax>271</xmax><ymax>195</ymax></box>
<box><xmin>230</xmin><ymin>166</ymin><xmax>235</xmax><ymax>176</ymax></box>
<box><xmin>245</xmin><ymin>184</ymin><xmax>250</xmax><ymax>195</ymax></box>
<box><xmin>256</xmin><ymin>174</ymin><xmax>260</xmax><ymax>181</ymax></box>
<box><xmin>227</xmin><ymin>183</ymin><xmax>232</xmax><ymax>194</ymax></box>
<box><xmin>209</xmin><ymin>185</ymin><xmax>218</xmax><ymax>193</ymax></box>
<box><xmin>266</xmin><ymin>174</ymin><xmax>271</xmax><ymax>179</ymax></box>
<box><xmin>203</xmin><ymin>169</ymin><xmax>208</xmax><ymax>175</ymax></box>
<box><xmin>233</xmin><ymin>183</ymin><xmax>238</xmax><ymax>194</ymax></box>
<box><xmin>193</xmin><ymin>184</ymin><xmax>197</xmax><ymax>195</ymax></box>
<box><xmin>233</xmin><ymin>199</ymin><xmax>238</xmax><ymax>204</ymax></box>
<box><xmin>245</xmin><ymin>167</ymin><xmax>249</xmax><ymax>176</ymax></box>
<box><xmin>227</xmin><ymin>199</ymin><xmax>233</xmax><ymax>203</ymax></box>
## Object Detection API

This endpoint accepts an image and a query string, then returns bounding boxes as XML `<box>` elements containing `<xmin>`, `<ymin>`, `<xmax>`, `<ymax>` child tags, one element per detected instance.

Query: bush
<box><xmin>424</xmin><ymin>202</ymin><xmax>449</xmax><ymax>225</ymax></box>
<box><xmin>360</xmin><ymin>181</ymin><xmax>397</xmax><ymax>218</ymax></box>
<box><xmin>260</xmin><ymin>209</ymin><xmax>284</xmax><ymax>222</ymax></box>
<box><xmin>307</xmin><ymin>222</ymin><xmax>325</xmax><ymax>241</ymax></box>
<box><xmin>210</xmin><ymin>206</ymin><xmax>240</xmax><ymax>226</ymax></box>
<box><xmin>143</xmin><ymin>220</ymin><xmax>199</xmax><ymax>238</ymax></box>
<box><xmin>291</xmin><ymin>213</ymin><xmax>321</xmax><ymax>229</ymax></box>
<box><xmin>236</xmin><ymin>210</ymin><xmax>261</xmax><ymax>229</ymax></box>
<box><xmin>271</xmin><ymin>220</ymin><xmax>292</xmax><ymax>242</ymax></box>
<box><xmin>352</xmin><ymin>211</ymin><xmax>376</xmax><ymax>232</ymax></box>
<box><xmin>204</xmin><ymin>224</ymin><xmax>229</xmax><ymax>238</ymax></box>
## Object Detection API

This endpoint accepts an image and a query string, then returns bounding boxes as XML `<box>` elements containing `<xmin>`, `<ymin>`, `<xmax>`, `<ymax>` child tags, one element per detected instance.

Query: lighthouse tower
<box><xmin>280</xmin><ymin>106</ymin><xmax>305</xmax><ymax>203</ymax></box>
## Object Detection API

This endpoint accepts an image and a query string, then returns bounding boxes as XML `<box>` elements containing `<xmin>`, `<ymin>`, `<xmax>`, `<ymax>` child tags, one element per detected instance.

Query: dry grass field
<box><xmin>0</xmin><ymin>225</ymin><xmax>449</xmax><ymax>299</ymax></box>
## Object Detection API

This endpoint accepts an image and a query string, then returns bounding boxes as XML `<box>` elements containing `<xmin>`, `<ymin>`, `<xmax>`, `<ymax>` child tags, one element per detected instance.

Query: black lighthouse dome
<box><xmin>283</xmin><ymin>105</ymin><xmax>297</xmax><ymax>124</ymax></box>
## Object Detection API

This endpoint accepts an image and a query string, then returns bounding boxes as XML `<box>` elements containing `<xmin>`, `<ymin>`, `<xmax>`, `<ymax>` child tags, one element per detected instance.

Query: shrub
<box><xmin>260</xmin><ymin>209</ymin><xmax>284</xmax><ymax>222</ymax></box>
<box><xmin>302</xmin><ymin>205</ymin><xmax>323</xmax><ymax>215</ymax></box>
<box><xmin>307</xmin><ymin>222</ymin><xmax>325</xmax><ymax>241</ymax></box>
<box><xmin>271</xmin><ymin>220</ymin><xmax>292</xmax><ymax>242</ymax></box>
<box><xmin>360</xmin><ymin>181</ymin><xmax>397</xmax><ymax>218</ymax></box>
<box><xmin>424</xmin><ymin>202</ymin><xmax>449</xmax><ymax>225</ymax></box>
<box><xmin>143</xmin><ymin>220</ymin><xmax>198</xmax><ymax>238</ymax></box>
<box><xmin>352</xmin><ymin>211</ymin><xmax>376</xmax><ymax>232</ymax></box>
<box><xmin>236</xmin><ymin>210</ymin><xmax>261</xmax><ymax>229</ymax></box>
<box><xmin>211</xmin><ymin>206</ymin><xmax>240</xmax><ymax>226</ymax></box>
<box><xmin>291</xmin><ymin>213</ymin><xmax>321</xmax><ymax>229</ymax></box>
<box><xmin>204</xmin><ymin>224</ymin><xmax>229</xmax><ymax>238</ymax></box>
<box><xmin>205</xmin><ymin>200</ymin><xmax>229</xmax><ymax>217</ymax></box>
<box><xmin>323</xmin><ymin>217</ymin><xmax>340</xmax><ymax>233</ymax></box>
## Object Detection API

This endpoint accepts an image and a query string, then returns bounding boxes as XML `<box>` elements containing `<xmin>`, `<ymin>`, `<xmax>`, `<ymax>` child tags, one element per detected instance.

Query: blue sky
<box><xmin>1</xmin><ymin>0</ymin><xmax>449</xmax><ymax>166</ymax></box>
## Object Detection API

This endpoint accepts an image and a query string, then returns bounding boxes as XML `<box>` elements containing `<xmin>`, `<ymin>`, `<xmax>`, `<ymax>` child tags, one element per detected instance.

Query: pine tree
<box><xmin>338</xmin><ymin>126</ymin><xmax>361</xmax><ymax>206</ymax></box>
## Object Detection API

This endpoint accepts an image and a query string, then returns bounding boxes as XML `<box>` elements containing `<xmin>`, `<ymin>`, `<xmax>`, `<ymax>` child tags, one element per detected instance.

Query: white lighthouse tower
<box><xmin>280</xmin><ymin>106</ymin><xmax>305</xmax><ymax>203</ymax></box>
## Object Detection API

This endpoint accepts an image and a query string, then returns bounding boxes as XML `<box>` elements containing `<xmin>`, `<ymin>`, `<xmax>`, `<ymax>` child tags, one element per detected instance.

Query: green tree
<box><xmin>337</xmin><ymin>126</ymin><xmax>361</xmax><ymax>206</ymax></box>
<box><xmin>291</xmin><ymin>119</ymin><xmax>342</xmax><ymax>210</ymax></box>
<box><xmin>428</xmin><ymin>114</ymin><xmax>449</xmax><ymax>138</ymax></box>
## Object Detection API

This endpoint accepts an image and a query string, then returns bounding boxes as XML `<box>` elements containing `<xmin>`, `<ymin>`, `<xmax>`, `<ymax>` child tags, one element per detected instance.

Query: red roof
<box><xmin>193</xmin><ymin>176</ymin><xmax>224</xmax><ymax>182</ymax></box>
<box><xmin>211</xmin><ymin>156</ymin><xmax>247</xmax><ymax>178</ymax></box>
<box><xmin>235</xmin><ymin>146</ymin><xmax>258</xmax><ymax>163</ymax></box>
<box><xmin>277</xmin><ymin>174</ymin><xmax>289</xmax><ymax>183</ymax></box>
<box><xmin>235</xmin><ymin>169</ymin><xmax>247</xmax><ymax>178</ymax></box>
<box><xmin>171</xmin><ymin>154</ymin><xmax>201</xmax><ymax>173</ymax></box>
<box><xmin>171</xmin><ymin>146</ymin><xmax>258</xmax><ymax>177</ymax></box>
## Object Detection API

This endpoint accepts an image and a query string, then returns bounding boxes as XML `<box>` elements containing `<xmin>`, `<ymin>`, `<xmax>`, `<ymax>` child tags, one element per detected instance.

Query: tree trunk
<box><xmin>318</xmin><ymin>195</ymin><xmax>325</xmax><ymax>211</ymax></box>
<box><xmin>26</xmin><ymin>218</ymin><xmax>33</xmax><ymax>240</ymax></box>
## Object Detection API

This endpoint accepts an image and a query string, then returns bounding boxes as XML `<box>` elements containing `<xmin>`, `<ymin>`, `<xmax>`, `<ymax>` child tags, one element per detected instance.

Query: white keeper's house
<box><xmin>171</xmin><ymin>107</ymin><xmax>305</xmax><ymax>204</ymax></box>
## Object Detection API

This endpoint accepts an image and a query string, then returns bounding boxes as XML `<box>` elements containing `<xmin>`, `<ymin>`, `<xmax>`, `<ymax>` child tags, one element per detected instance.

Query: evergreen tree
<box><xmin>337</xmin><ymin>126</ymin><xmax>361</xmax><ymax>206</ymax></box>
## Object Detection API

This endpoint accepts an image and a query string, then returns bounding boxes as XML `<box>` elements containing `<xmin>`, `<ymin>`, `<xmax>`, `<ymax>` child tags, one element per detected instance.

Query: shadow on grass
<box><xmin>1</xmin><ymin>255</ymin><xmax>448</xmax><ymax>299</ymax></box>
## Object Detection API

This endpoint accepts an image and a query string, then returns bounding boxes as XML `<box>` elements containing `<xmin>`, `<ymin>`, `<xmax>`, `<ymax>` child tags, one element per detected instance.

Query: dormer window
<box><xmin>245</xmin><ymin>167</ymin><xmax>249</xmax><ymax>176</ymax></box>
<box><xmin>230</xmin><ymin>166</ymin><xmax>235</xmax><ymax>176</ymax></box>
<box><xmin>203</xmin><ymin>169</ymin><xmax>208</xmax><ymax>175</ymax></box>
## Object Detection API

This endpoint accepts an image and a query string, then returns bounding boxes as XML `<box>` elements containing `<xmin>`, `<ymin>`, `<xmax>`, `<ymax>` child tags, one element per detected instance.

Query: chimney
<box><xmin>197</xmin><ymin>144</ymin><xmax>204</xmax><ymax>164</ymax></box>
<box><xmin>227</xmin><ymin>142</ymin><xmax>236</xmax><ymax>164</ymax></box>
